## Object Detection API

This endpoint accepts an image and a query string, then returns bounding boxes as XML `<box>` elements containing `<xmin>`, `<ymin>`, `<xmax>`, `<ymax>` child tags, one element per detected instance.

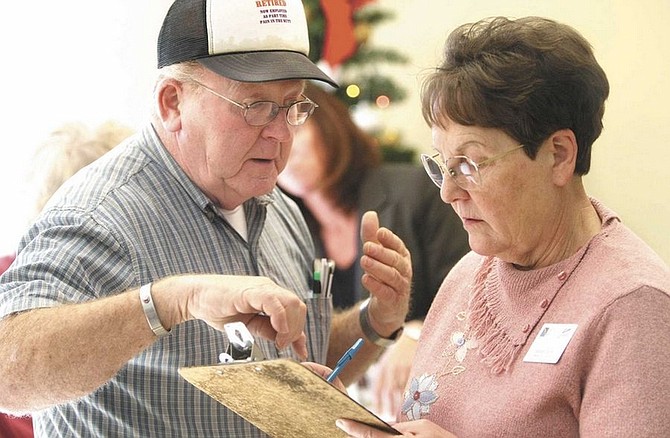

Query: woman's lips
<box><xmin>461</xmin><ymin>217</ymin><xmax>484</xmax><ymax>228</ymax></box>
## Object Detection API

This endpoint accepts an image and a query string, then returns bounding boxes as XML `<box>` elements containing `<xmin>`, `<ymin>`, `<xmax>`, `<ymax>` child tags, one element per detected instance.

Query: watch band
<box><xmin>358</xmin><ymin>298</ymin><xmax>403</xmax><ymax>348</ymax></box>
<box><xmin>139</xmin><ymin>283</ymin><xmax>170</xmax><ymax>337</ymax></box>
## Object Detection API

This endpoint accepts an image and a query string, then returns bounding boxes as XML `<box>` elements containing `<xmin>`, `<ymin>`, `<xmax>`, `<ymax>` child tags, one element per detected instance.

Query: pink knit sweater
<box><xmin>401</xmin><ymin>199</ymin><xmax>670</xmax><ymax>437</ymax></box>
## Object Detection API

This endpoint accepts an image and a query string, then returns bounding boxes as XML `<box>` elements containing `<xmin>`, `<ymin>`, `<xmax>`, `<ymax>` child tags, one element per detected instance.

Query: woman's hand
<box><xmin>336</xmin><ymin>418</ymin><xmax>457</xmax><ymax>437</ymax></box>
<box><xmin>301</xmin><ymin>362</ymin><xmax>347</xmax><ymax>392</ymax></box>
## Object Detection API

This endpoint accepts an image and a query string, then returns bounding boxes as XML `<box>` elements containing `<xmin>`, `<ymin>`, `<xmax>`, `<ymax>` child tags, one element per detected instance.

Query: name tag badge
<box><xmin>523</xmin><ymin>323</ymin><xmax>578</xmax><ymax>364</ymax></box>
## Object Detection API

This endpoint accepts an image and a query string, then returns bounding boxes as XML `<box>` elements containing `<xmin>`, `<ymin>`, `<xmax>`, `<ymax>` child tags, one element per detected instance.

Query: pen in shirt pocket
<box><xmin>312</xmin><ymin>258</ymin><xmax>335</xmax><ymax>298</ymax></box>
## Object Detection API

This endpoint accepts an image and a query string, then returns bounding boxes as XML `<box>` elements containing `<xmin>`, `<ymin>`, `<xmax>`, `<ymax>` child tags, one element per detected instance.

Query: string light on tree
<box><xmin>375</xmin><ymin>94</ymin><xmax>390</xmax><ymax>109</ymax></box>
<box><xmin>346</xmin><ymin>84</ymin><xmax>361</xmax><ymax>99</ymax></box>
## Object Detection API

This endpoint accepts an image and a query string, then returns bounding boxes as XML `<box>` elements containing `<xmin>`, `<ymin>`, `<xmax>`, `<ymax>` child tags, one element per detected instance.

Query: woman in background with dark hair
<box><xmin>278</xmin><ymin>83</ymin><xmax>470</xmax><ymax>417</ymax></box>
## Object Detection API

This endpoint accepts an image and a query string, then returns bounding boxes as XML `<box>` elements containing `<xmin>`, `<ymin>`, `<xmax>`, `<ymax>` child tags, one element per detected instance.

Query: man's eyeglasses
<box><xmin>189</xmin><ymin>80</ymin><xmax>318</xmax><ymax>126</ymax></box>
<box><xmin>420</xmin><ymin>144</ymin><xmax>525</xmax><ymax>190</ymax></box>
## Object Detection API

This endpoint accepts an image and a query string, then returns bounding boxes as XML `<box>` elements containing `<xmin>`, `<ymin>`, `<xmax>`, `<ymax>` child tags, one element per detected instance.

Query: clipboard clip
<box><xmin>218</xmin><ymin>322</ymin><xmax>266</xmax><ymax>364</ymax></box>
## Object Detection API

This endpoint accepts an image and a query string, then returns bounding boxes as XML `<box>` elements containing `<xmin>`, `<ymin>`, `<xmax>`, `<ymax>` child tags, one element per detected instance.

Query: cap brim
<box><xmin>197</xmin><ymin>51</ymin><xmax>338</xmax><ymax>88</ymax></box>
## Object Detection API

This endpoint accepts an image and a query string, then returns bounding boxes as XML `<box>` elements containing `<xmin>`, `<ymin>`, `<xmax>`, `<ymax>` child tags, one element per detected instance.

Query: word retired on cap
<box><xmin>256</xmin><ymin>0</ymin><xmax>287</xmax><ymax>7</ymax></box>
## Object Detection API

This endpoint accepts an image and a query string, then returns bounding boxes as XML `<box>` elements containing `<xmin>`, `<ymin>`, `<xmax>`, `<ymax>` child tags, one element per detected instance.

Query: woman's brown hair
<box><xmin>421</xmin><ymin>16</ymin><xmax>609</xmax><ymax>175</ymax></box>
<box><xmin>303</xmin><ymin>83</ymin><xmax>381</xmax><ymax>213</ymax></box>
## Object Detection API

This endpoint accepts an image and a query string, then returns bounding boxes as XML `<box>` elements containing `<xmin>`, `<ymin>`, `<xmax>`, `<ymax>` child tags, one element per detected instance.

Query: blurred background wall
<box><xmin>0</xmin><ymin>0</ymin><xmax>667</xmax><ymax>264</ymax></box>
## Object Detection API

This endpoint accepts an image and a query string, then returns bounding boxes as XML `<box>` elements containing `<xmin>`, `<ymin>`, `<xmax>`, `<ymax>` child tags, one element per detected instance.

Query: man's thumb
<box><xmin>360</xmin><ymin>211</ymin><xmax>380</xmax><ymax>243</ymax></box>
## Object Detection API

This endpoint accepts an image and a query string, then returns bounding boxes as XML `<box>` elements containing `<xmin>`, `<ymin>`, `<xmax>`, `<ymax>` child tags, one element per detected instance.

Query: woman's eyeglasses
<box><xmin>189</xmin><ymin>80</ymin><xmax>318</xmax><ymax>127</ymax></box>
<box><xmin>421</xmin><ymin>144</ymin><xmax>525</xmax><ymax>190</ymax></box>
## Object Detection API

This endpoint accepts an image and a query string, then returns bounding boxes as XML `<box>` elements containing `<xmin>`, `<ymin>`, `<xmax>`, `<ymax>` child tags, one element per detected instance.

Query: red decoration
<box><xmin>319</xmin><ymin>0</ymin><xmax>376</xmax><ymax>68</ymax></box>
<box><xmin>350</xmin><ymin>0</ymin><xmax>375</xmax><ymax>9</ymax></box>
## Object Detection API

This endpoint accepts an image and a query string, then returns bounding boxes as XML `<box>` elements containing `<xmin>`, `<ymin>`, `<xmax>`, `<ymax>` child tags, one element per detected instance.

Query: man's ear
<box><xmin>155</xmin><ymin>78</ymin><xmax>183</xmax><ymax>132</ymax></box>
<box><xmin>549</xmin><ymin>129</ymin><xmax>578</xmax><ymax>186</ymax></box>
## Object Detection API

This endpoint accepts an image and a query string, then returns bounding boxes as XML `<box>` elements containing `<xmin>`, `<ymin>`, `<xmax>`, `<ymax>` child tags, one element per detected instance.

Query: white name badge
<box><xmin>523</xmin><ymin>323</ymin><xmax>578</xmax><ymax>364</ymax></box>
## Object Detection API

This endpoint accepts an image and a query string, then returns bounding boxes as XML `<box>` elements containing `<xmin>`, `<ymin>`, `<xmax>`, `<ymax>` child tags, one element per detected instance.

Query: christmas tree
<box><xmin>303</xmin><ymin>0</ymin><xmax>417</xmax><ymax>162</ymax></box>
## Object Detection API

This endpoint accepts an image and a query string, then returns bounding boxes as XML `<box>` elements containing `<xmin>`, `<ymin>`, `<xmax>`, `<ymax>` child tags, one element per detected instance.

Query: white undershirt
<box><xmin>219</xmin><ymin>205</ymin><xmax>248</xmax><ymax>241</ymax></box>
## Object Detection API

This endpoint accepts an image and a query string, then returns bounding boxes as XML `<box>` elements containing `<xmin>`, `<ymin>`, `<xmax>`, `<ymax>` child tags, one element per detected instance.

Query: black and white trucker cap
<box><xmin>157</xmin><ymin>0</ymin><xmax>337</xmax><ymax>87</ymax></box>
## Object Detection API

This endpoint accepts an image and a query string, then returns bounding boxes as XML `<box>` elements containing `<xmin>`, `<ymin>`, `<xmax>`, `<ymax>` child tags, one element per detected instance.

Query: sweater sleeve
<box><xmin>579</xmin><ymin>285</ymin><xmax>670</xmax><ymax>437</ymax></box>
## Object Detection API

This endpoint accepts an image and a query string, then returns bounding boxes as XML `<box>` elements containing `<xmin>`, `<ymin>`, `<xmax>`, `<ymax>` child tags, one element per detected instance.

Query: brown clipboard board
<box><xmin>179</xmin><ymin>358</ymin><xmax>401</xmax><ymax>437</ymax></box>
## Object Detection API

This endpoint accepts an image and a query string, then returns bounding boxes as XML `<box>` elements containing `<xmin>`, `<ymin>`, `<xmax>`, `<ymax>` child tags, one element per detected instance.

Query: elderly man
<box><xmin>0</xmin><ymin>0</ymin><xmax>411</xmax><ymax>436</ymax></box>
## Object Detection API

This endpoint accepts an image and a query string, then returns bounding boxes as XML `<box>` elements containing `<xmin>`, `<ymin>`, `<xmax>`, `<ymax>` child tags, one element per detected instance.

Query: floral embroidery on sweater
<box><xmin>401</xmin><ymin>312</ymin><xmax>478</xmax><ymax>421</ymax></box>
<box><xmin>439</xmin><ymin>311</ymin><xmax>478</xmax><ymax>377</ymax></box>
<box><xmin>401</xmin><ymin>373</ymin><xmax>439</xmax><ymax>420</ymax></box>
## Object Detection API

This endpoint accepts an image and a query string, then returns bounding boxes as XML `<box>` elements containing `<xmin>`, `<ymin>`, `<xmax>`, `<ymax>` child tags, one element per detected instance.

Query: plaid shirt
<box><xmin>0</xmin><ymin>124</ymin><xmax>331</xmax><ymax>437</ymax></box>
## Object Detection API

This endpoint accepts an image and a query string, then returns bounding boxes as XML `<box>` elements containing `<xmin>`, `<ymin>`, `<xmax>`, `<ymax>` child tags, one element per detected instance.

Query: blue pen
<box><xmin>326</xmin><ymin>338</ymin><xmax>364</xmax><ymax>383</ymax></box>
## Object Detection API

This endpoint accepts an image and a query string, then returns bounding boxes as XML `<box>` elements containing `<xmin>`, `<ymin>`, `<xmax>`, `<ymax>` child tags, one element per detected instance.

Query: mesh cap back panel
<box><xmin>157</xmin><ymin>0</ymin><xmax>209</xmax><ymax>68</ymax></box>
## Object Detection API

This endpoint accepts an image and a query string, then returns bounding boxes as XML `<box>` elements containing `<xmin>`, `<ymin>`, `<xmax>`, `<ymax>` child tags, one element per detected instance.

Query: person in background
<box><xmin>0</xmin><ymin>255</ymin><xmax>16</xmax><ymax>277</ymax></box>
<box><xmin>26</xmin><ymin>121</ymin><xmax>135</xmax><ymax>220</ymax></box>
<box><xmin>0</xmin><ymin>0</ymin><xmax>412</xmax><ymax>436</ymax></box>
<box><xmin>336</xmin><ymin>16</ymin><xmax>670</xmax><ymax>437</ymax></box>
<box><xmin>278</xmin><ymin>83</ymin><xmax>470</xmax><ymax>416</ymax></box>
<box><xmin>0</xmin><ymin>120</ymin><xmax>132</xmax><ymax>437</ymax></box>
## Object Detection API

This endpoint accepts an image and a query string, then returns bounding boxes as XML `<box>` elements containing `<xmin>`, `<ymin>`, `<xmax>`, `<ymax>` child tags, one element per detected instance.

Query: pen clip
<box><xmin>324</xmin><ymin>259</ymin><xmax>335</xmax><ymax>297</ymax></box>
<box><xmin>320</xmin><ymin>258</ymin><xmax>327</xmax><ymax>295</ymax></box>
<box><xmin>313</xmin><ymin>258</ymin><xmax>335</xmax><ymax>297</ymax></box>
<box><xmin>312</xmin><ymin>259</ymin><xmax>322</xmax><ymax>295</ymax></box>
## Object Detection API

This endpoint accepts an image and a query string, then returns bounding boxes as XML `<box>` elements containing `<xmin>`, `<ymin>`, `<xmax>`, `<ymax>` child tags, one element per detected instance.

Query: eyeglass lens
<box><xmin>421</xmin><ymin>155</ymin><xmax>445</xmax><ymax>187</ymax></box>
<box><xmin>447</xmin><ymin>157</ymin><xmax>479</xmax><ymax>186</ymax></box>
<box><xmin>244</xmin><ymin>100</ymin><xmax>316</xmax><ymax>126</ymax></box>
<box><xmin>421</xmin><ymin>154</ymin><xmax>480</xmax><ymax>189</ymax></box>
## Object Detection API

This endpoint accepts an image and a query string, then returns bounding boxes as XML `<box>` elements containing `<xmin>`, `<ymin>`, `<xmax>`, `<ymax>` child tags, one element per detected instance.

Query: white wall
<box><xmin>1</xmin><ymin>0</ymin><xmax>668</xmax><ymax>265</ymax></box>
<box><xmin>0</xmin><ymin>1</ymin><xmax>169</xmax><ymax>254</ymax></box>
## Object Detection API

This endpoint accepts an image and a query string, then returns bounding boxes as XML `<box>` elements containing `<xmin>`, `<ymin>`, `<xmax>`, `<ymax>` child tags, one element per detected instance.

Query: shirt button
<box><xmin>558</xmin><ymin>271</ymin><xmax>568</xmax><ymax>281</ymax></box>
<box><xmin>540</xmin><ymin>299</ymin><xmax>549</xmax><ymax>308</ymax></box>
<box><xmin>522</xmin><ymin>324</ymin><xmax>531</xmax><ymax>333</ymax></box>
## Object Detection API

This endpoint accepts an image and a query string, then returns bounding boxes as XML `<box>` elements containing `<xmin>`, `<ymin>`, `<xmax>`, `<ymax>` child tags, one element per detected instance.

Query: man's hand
<box><xmin>359</xmin><ymin>211</ymin><xmax>412</xmax><ymax>336</ymax></box>
<box><xmin>162</xmin><ymin>275</ymin><xmax>308</xmax><ymax>359</ymax></box>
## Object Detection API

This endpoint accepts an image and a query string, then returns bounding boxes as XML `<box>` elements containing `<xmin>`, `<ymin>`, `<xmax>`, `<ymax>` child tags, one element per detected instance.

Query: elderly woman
<box><xmin>336</xmin><ymin>16</ymin><xmax>670</xmax><ymax>438</ymax></box>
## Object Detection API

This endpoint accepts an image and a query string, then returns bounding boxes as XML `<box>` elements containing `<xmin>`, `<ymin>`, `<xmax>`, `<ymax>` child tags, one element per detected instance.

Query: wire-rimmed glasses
<box><xmin>421</xmin><ymin>144</ymin><xmax>525</xmax><ymax>190</ymax></box>
<box><xmin>189</xmin><ymin>80</ymin><xmax>318</xmax><ymax>126</ymax></box>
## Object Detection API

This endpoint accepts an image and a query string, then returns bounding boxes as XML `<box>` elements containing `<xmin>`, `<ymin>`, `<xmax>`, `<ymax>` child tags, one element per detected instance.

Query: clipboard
<box><xmin>178</xmin><ymin>358</ymin><xmax>401</xmax><ymax>437</ymax></box>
